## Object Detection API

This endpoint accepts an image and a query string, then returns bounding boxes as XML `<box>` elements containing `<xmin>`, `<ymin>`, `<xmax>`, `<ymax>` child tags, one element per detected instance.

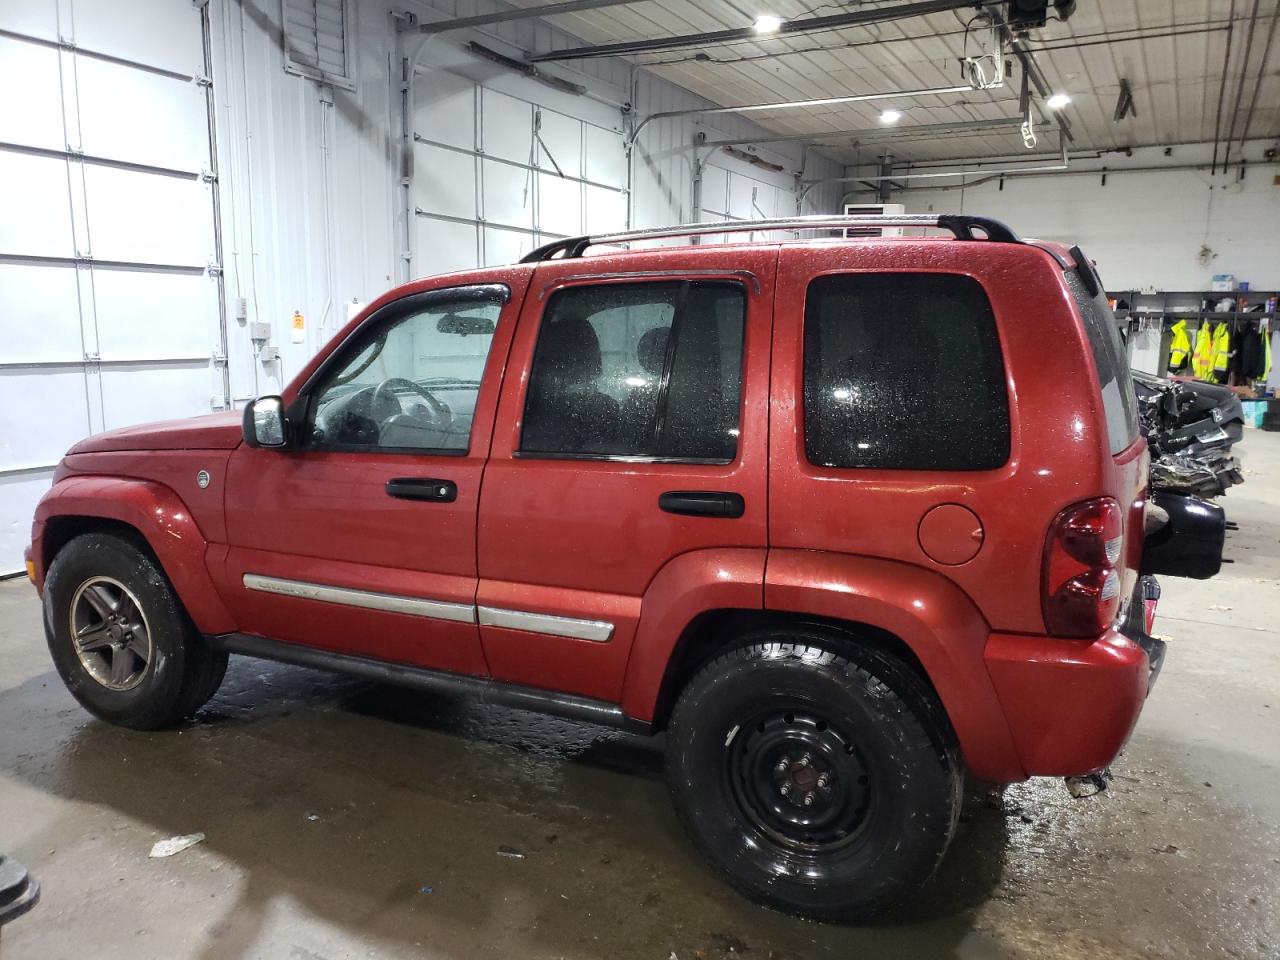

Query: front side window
<box><xmin>804</xmin><ymin>272</ymin><xmax>1010</xmax><ymax>471</ymax></box>
<box><xmin>306</xmin><ymin>290</ymin><xmax>504</xmax><ymax>452</ymax></box>
<box><xmin>521</xmin><ymin>280</ymin><xmax>745</xmax><ymax>461</ymax></box>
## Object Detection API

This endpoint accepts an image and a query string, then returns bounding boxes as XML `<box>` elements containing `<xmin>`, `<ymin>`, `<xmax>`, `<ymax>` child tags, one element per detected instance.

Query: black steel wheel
<box><xmin>666</xmin><ymin>630</ymin><xmax>961</xmax><ymax>921</ymax></box>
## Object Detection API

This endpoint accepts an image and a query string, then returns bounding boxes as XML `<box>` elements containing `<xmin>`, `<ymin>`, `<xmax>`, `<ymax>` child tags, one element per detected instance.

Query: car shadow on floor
<box><xmin>0</xmin><ymin>657</ymin><xmax>1014</xmax><ymax>959</ymax></box>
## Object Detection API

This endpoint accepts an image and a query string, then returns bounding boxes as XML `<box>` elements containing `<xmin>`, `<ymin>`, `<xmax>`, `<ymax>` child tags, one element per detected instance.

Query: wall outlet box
<box><xmin>248</xmin><ymin>320</ymin><xmax>271</xmax><ymax>342</ymax></box>
<box><xmin>258</xmin><ymin>345</ymin><xmax>279</xmax><ymax>362</ymax></box>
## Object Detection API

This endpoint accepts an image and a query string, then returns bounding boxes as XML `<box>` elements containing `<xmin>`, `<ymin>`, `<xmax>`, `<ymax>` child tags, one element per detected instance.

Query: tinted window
<box><xmin>804</xmin><ymin>273</ymin><xmax>1010</xmax><ymax>471</ymax></box>
<box><xmin>521</xmin><ymin>280</ymin><xmax>745</xmax><ymax>460</ymax></box>
<box><xmin>1066</xmin><ymin>268</ymin><xmax>1140</xmax><ymax>455</ymax></box>
<box><xmin>307</xmin><ymin>293</ymin><xmax>503</xmax><ymax>452</ymax></box>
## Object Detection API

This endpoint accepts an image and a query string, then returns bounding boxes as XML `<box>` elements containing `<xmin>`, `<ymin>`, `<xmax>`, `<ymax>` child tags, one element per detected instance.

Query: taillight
<box><xmin>1043</xmin><ymin>498</ymin><xmax>1124</xmax><ymax>637</ymax></box>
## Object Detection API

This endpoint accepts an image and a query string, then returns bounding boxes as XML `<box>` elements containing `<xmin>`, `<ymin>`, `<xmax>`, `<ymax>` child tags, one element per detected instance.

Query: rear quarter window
<box><xmin>1065</xmin><ymin>269</ymin><xmax>1140</xmax><ymax>455</ymax></box>
<box><xmin>803</xmin><ymin>272</ymin><xmax>1010</xmax><ymax>471</ymax></box>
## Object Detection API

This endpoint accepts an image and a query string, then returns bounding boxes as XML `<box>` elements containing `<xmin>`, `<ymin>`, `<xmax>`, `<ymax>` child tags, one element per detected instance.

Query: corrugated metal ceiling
<box><xmin>496</xmin><ymin>0</ymin><xmax>1280</xmax><ymax>165</ymax></box>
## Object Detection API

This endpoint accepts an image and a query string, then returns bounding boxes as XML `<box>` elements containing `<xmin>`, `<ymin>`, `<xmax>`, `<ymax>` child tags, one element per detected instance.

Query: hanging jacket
<box><xmin>1168</xmin><ymin>319</ymin><xmax>1191</xmax><ymax>373</ymax></box>
<box><xmin>1210</xmin><ymin>322</ymin><xmax>1231</xmax><ymax>382</ymax></box>
<box><xmin>1238</xmin><ymin>322</ymin><xmax>1266</xmax><ymax>380</ymax></box>
<box><xmin>1192</xmin><ymin>323</ymin><xmax>1214</xmax><ymax>380</ymax></box>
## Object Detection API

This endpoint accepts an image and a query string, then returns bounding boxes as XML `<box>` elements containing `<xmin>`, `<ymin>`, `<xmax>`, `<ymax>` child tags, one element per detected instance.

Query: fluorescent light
<box><xmin>1047</xmin><ymin>92</ymin><xmax>1072</xmax><ymax>110</ymax></box>
<box><xmin>753</xmin><ymin>14</ymin><xmax>784</xmax><ymax>33</ymax></box>
<box><xmin>879</xmin><ymin>109</ymin><xmax>902</xmax><ymax>124</ymax></box>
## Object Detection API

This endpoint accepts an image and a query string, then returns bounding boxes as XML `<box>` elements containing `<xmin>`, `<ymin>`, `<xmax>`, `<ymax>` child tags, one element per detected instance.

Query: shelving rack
<box><xmin>1107</xmin><ymin>289</ymin><xmax>1278</xmax><ymax>326</ymax></box>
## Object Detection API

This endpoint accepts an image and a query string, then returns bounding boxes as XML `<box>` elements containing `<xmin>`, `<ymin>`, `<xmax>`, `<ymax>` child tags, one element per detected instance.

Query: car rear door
<box><xmin>219</xmin><ymin>273</ymin><xmax>529</xmax><ymax>674</ymax></box>
<box><xmin>475</xmin><ymin>248</ymin><xmax>775</xmax><ymax>702</ymax></box>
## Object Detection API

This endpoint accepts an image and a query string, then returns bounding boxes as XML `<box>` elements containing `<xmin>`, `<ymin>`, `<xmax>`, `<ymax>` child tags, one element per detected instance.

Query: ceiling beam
<box><xmin>411</xmin><ymin>0</ymin><xmax>647</xmax><ymax>34</ymax></box>
<box><xmin>528</xmin><ymin>0</ymin><xmax>987</xmax><ymax>62</ymax></box>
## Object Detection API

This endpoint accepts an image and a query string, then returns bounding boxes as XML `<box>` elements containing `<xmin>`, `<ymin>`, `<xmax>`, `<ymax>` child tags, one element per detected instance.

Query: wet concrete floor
<box><xmin>1</xmin><ymin>436</ymin><xmax>1279</xmax><ymax>959</ymax></box>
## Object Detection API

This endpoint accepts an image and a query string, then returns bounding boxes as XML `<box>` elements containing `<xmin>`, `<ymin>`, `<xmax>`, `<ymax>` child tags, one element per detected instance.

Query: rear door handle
<box><xmin>386</xmin><ymin>478</ymin><xmax>457</xmax><ymax>502</ymax></box>
<box><xmin>658</xmin><ymin>490</ymin><xmax>745</xmax><ymax>518</ymax></box>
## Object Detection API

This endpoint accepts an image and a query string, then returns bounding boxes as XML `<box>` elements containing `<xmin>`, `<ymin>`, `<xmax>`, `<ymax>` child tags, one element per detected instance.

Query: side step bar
<box><xmin>208</xmin><ymin>633</ymin><xmax>652</xmax><ymax>735</ymax></box>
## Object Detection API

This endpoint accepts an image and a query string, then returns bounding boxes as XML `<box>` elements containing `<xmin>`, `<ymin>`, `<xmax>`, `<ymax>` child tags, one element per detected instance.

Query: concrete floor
<box><xmin>1</xmin><ymin>439</ymin><xmax>1279</xmax><ymax>960</ymax></box>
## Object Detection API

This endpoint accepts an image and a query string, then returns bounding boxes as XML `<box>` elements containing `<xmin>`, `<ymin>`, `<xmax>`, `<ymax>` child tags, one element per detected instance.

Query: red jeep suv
<box><xmin>27</xmin><ymin>214</ymin><xmax>1162</xmax><ymax>920</ymax></box>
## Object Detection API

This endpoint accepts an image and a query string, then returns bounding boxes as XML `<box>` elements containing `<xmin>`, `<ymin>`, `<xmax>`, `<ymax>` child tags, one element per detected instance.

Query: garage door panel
<box><xmin>71</xmin><ymin>0</ymin><xmax>203</xmax><ymax>77</ymax></box>
<box><xmin>538</xmin><ymin>172</ymin><xmax>581</xmax><ymax>237</ymax></box>
<box><xmin>76</xmin><ymin>59</ymin><xmax>209</xmax><ymax>171</ymax></box>
<box><xmin>584</xmin><ymin>184</ymin><xmax>626</xmax><ymax>234</ymax></box>
<box><xmin>699</xmin><ymin>165</ymin><xmax>729</xmax><ymax>217</ymax></box>
<box><xmin>481</xmin><ymin>158</ymin><xmax>533</xmax><ymax>232</ymax></box>
<box><xmin>0</xmin><ymin>152</ymin><xmax>73</xmax><ymax>258</ymax></box>
<box><xmin>481</xmin><ymin>90</ymin><xmax>532</xmax><ymax>164</ymax></box>
<box><xmin>92</xmin><ymin>271</ymin><xmax>216</xmax><ymax>360</ymax></box>
<box><xmin>99</xmin><ymin>364</ymin><xmax>212</xmax><ymax>431</ymax></box>
<box><xmin>0</xmin><ymin>472</ymin><xmax>55</xmax><ymax>575</ymax></box>
<box><xmin>0</xmin><ymin>38</ymin><xmax>65</xmax><ymax>151</ymax></box>
<box><xmin>415</xmin><ymin>70</ymin><xmax>475</xmax><ymax>151</ymax></box>
<box><xmin>0</xmin><ymin>0</ymin><xmax>57</xmax><ymax>41</ymax></box>
<box><xmin>0</xmin><ymin>264</ymin><xmax>83</xmax><ymax>363</ymax></box>
<box><xmin>584</xmin><ymin>126</ymin><xmax>626</xmax><ymax>188</ymax></box>
<box><xmin>413</xmin><ymin>143</ymin><xmax>476</xmax><ymax>220</ymax></box>
<box><xmin>537</xmin><ymin>109</ymin><xmax>580</xmax><ymax>177</ymax></box>
<box><xmin>729</xmin><ymin>174</ymin><xmax>770</xmax><ymax>220</ymax></box>
<box><xmin>0</xmin><ymin>369</ymin><xmax>91</xmax><ymax>465</ymax></box>
<box><xmin>483</xmin><ymin>227</ymin><xmax>533</xmax><ymax>268</ymax></box>
<box><xmin>83</xmin><ymin>166</ymin><xmax>212</xmax><ymax>265</ymax></box>
<box><xmin>415</xmin><ymin>218</ymin><xmax>477</xmax><ymax>277</ymax></box>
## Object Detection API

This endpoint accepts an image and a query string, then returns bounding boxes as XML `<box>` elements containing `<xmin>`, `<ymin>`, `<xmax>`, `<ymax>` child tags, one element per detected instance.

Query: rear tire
<box><xmin>43</xmin><ymin>532</ymin><xmax>228</xmax><ymax>730</ymax></box>
<box><xmin>666</xmin><ymin>629</ymin><xmax>961</xmax><ymax>921</ymax></box>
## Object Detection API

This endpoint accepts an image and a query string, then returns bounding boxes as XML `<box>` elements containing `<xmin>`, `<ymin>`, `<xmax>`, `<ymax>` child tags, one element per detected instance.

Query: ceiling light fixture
<box><xmin>753</xmin><ymin>14</ymin><xmax>784</xmax><ymax>33</ymax></box>
<box><xmin>1047</xmin><ymin>92</ymin><xmax>1072</xmax><ymax>110</ymax></box>
<box><xmin>879</xmin><ymin>109</ymin><xmax>902</xmax><ymax>124</ymax></box>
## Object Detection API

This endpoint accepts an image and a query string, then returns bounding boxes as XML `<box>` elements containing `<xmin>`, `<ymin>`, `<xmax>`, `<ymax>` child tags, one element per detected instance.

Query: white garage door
<box><xmin>0</xmin><ymin>0</ymin><xmax>227</xmax><ymax>574</ymax></box>
<box><xmin>411</xmin><ymin>65</ymin><xmax>629</xmax><ymax>276</ymax></box>
<box><xmin>699</xmin><ymin>161</ymin><xmax>796</xmax><ymax>242</ymax></box>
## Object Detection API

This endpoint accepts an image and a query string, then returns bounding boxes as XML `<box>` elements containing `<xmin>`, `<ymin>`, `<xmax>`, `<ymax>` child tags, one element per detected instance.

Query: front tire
<box><xmin>43</xmin><ymin>532</ymin><xmax>228</xmax><ymax>730</ymax></box>
<box><xmin>666</xmin><ymin>630</ymin><xmax>961</xmax><ymax>921</ymax></box>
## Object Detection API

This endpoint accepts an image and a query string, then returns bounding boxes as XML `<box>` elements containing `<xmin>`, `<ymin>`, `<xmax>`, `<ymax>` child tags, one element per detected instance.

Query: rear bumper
<box><xmin>984</xmin><ymin>624</ymin><xmax>1162</xmax><ymax>778</ymax></box>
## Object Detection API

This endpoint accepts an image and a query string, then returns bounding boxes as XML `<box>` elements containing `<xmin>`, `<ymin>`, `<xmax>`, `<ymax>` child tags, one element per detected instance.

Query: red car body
<box><xmin>28</xmin><ymin>236</ymin><xmax>1155</xmax><ymax>784</ymax></box>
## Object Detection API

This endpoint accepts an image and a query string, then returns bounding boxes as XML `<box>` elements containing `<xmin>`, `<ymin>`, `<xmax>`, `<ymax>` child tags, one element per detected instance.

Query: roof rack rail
<box><xmin>520</xmin><ymin>214</ymin><xmax>1021</xmax><ymax>263</ymax></box>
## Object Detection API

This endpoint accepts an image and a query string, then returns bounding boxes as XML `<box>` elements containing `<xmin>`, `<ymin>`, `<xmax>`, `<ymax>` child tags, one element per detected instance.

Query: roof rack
<box><xmin>520</xmin><ymin>214</ymin><xmax>1021</xmax><ymax>263</ymax></box>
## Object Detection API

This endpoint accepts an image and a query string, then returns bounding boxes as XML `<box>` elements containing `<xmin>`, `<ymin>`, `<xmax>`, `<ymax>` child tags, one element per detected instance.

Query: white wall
<box><xmin>210</xmin><ymin>0</ymin><xmax>844</xmax><ymax>405</ymax></box>
<box><xmin>878</xmin><ymin>141</ymin><xmax>1280</xmax><ymax>291</ymax></box>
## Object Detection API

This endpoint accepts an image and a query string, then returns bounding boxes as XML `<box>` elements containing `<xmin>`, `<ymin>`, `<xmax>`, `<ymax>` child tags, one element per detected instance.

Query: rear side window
<box><xmin>804</xmin><ymin>273</ymin><xmax>1010</xmax><ymax>471</ymax></box>
<box><xmin>521</xmin><ymin>280</ymin><xmax>745</xmax><ymax>461</ymax></box>
<box><xmin>1065</xmin><ymin>268</ymin><xmax>1140</xmax><ymax>455</ymax></box>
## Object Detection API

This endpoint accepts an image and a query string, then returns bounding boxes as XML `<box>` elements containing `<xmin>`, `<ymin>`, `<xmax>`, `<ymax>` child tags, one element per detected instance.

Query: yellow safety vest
<box><xmin>1192</xmin><ymin>323</ymin><xmax>1213</xmax><ymax>380</ymax></box>
<box><xmin>1168</xmin><ymin>320</ymin><xmax>1191</xmax><ymax>373</ymax></box>
<box><xmin>1210</xmin><ymin>322</ymin><xmax>1231</xmax><ymax>381</ymax></box>
<box><xmin>1264</xmin><ymin>328</ymin><xmax>1273</xmax><ymax>381</ymax></box>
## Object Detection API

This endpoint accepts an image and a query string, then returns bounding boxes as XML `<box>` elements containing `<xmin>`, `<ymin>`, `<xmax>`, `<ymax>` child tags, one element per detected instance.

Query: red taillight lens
<box><xmin>1043</xmin><ymin>498</ymin><xmax>1124</xmax><ymax>638</ymax></box>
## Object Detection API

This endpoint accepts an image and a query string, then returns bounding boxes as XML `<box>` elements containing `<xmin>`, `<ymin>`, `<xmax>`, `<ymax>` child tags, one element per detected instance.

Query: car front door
<box><xmin>219</xmin><ymin>275</ymin><xmax>528</xmax><ymax>674</ymax></box>
<box><xmin>475</xmin><ymin>249</ymin><xmax>775</xmax><ymax>703</ymax></box>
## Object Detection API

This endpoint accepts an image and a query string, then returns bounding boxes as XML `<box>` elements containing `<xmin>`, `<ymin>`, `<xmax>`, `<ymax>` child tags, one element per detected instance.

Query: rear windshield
<box><xmin>1066</xmin><ymin>268</ymin><xmax>1140</xmax><ymax>455</ymax></box>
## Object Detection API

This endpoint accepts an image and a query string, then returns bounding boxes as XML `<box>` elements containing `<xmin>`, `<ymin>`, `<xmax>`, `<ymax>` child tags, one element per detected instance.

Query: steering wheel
<box><xmin>370</xmin><ymin>377</ymin><xmax>452</xmax><ymax>430</ymax></box>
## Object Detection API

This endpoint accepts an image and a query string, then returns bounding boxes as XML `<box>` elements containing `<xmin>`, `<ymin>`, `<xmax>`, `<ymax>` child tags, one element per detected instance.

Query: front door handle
<box><xmin>659</xmin><ymin>490</ymin><xmax>745</xmax><ymax>518</ymax></box>
<box><xmin>386</xmin><ymin>478</ymin><xmax>457</xmax><ymax>502</ymax></box>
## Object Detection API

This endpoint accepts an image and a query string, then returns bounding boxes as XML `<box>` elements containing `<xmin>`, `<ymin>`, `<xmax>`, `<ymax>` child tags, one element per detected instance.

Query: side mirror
<box><xmin>242</xmin><ymin>396</ymin><xmax>288</xmax><ymax>448</ymax></box>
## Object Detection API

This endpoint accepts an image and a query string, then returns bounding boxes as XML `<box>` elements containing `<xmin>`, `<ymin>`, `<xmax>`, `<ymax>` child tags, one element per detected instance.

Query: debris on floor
<box><xmin>148</xmin><ymin>833</ymin><xmax>205</xmax><ymax>859</ymax></box>
<box><xmin>496</xmin><ymin>845</ymin><xmax>526</xmax><ymax>859</ymax></box>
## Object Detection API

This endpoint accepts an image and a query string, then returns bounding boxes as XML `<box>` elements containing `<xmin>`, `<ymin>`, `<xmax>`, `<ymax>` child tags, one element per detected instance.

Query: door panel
<box><xmin>221</xmin><ymin>275</ymin><xmax>529</xmax><ymax>673</ymax></box>
<box><xmin>477</xmin><ymin>248</ymin><xmax>776</xmax><ymax>701</ymax></box>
